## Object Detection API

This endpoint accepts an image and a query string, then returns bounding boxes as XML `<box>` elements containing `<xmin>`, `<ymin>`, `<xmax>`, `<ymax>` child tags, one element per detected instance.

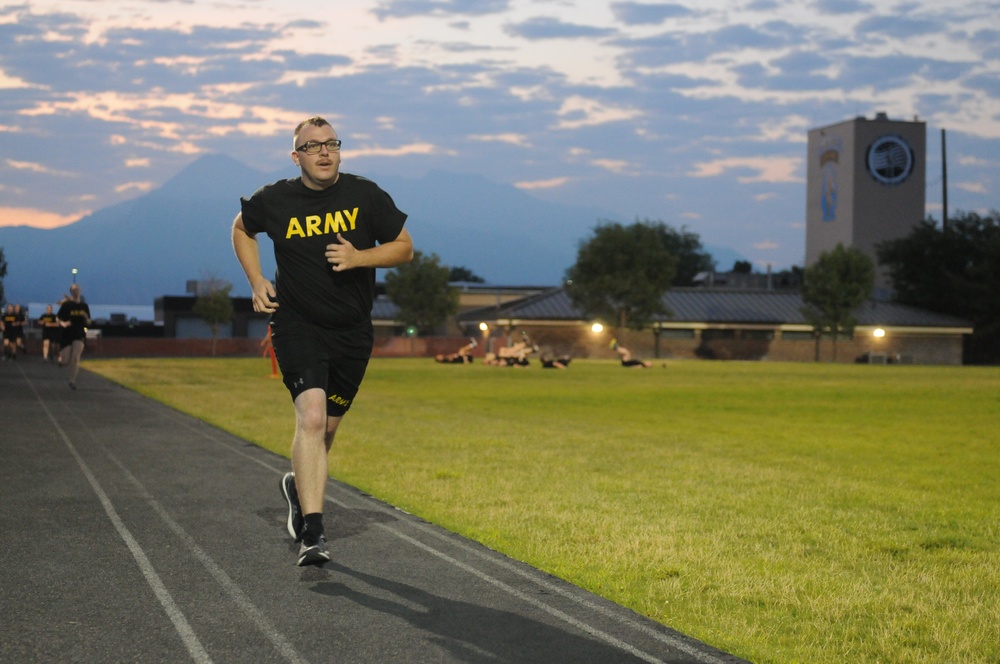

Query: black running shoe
<box><xmin>280</xmin><ymin>472</ymin><xmax>304</xmax><ymax>542</ymax></box>
<box><xmin>297</xmin><ymin>533</ymin><xmax>331</xmax><ymax>567</ymax></box>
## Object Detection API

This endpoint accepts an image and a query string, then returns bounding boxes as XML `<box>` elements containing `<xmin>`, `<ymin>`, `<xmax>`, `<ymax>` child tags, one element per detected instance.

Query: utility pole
<box><xmin>941</xmin><ymin>128</ymin><xmax>948</xmax><ymax>231</ymax></box>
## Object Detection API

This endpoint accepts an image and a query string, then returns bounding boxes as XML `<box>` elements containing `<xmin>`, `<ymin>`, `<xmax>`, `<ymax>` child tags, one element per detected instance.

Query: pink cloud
<box><xmin>0</xmin><ymin>207</ymin><xmax>83</xmax><ymax>229</ymax></box>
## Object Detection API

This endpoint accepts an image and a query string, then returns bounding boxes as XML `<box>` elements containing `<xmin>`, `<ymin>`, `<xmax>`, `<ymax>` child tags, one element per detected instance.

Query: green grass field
<box><xmin>87</xmin><ymin>357</ymin><xmax>1000</xmax><ymax>664</ymax></box>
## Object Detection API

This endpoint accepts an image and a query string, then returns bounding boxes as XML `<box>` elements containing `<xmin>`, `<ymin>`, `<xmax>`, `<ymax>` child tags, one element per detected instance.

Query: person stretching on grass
<box><xmin>435</xmin><ymin>338</ymin><xmax>477</xmax><ymax>364</ymax></box>
<box><xmin>540</xmin><ymin>350</ymin><xmax>572</xmax><ymax>369</ymax></box>
<box><xmin>232</xmin><ymin>116</ymin><xmax>413</xmax><ymax>566</ymax></box>
<box><xmin>610</xmin><ymin>338</ymin><xmax>652</xmax><ymax>368</ymax></box>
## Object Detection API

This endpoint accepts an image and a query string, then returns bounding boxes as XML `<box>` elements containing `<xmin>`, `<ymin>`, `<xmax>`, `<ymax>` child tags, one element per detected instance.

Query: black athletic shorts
<box><xmin>270</xmin><ymin>317</ymin><xmax>374</xmax><ymax>417</ymax></box>
<box><xmin>61</xmin><ymin>328</ymin><xmax>86</xmax><ymax>347</ymax></box>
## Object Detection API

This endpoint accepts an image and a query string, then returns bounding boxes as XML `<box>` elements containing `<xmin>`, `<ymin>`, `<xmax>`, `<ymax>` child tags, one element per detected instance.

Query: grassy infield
<box><xmin>88</xmin><ymin>357</ymin><xmax>1000</xmax><ymax>663</ymax></box>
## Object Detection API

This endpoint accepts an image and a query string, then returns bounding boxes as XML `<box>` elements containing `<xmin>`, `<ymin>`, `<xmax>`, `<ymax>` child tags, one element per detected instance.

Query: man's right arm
<box><xmin>232</xmin><ymin>212</ymin><xmax>279</xmax><ymax>314</ymax></box>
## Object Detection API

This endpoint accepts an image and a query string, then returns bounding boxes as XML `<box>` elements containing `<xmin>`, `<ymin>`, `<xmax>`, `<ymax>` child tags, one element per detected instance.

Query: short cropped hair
<box><xmin>294</xmin><ymin>116</ymin><xmax>331</xmax><ymax>142</ymax></box>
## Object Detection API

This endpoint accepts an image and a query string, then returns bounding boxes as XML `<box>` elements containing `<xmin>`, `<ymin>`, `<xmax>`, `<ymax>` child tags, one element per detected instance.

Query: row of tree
<box><xmin>560</xmin><ymin>212</ymin><xmax>999</xmax><ymax>364</ymax></box>
<box><xmin>560</xmin><ymin>219</ymin><xmax>875</xmax><ymax>358</ymax></box>
<box><xmin>878</xmin><ymin>211</ymin><xmax>1000</xmax><ymax>364</ymax></box>
<box><xmin>380</xmin><ymin>221</ymin><xmax>715</xmax><ymax>337</ymax></box>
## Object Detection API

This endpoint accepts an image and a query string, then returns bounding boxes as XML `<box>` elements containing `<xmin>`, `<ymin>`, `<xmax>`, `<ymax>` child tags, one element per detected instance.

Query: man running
<box><xmin>232</xmin><ymin>116</ymin><xmax>413</xmax><ymax>566</ymax></box>
<box><xmin>38</xmin><ymin>304</ymin><xmax>61</xmax><ymax>361</ymax></box>
<box><xmin>58</xmin><ymin>285</ymin><xmax>91</xmax><ymax>388</ymax></box>
<box><xmin>2</xmin><ymin>303</ymin><xmax>20</xmax><ymax>361</ymax></box>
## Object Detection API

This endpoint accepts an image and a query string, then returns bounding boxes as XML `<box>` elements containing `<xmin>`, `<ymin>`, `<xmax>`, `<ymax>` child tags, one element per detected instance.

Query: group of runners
<box><xmin>1</xmin><ymin>284</ymin><xmax>92</xmax><ymax>388</ymax></box>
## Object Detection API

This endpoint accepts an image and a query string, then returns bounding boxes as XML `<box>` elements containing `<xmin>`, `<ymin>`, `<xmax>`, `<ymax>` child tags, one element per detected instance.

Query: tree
<box><xmin>773</xmin><ymin>265</ymin><xmax>804</xmax><ymax>289</ymax></box>
<box><xmin>192</xmin><ymin>275</ymin><xmax>233</xmax><ymax>356</ymax></box>
<box><xmin>385</xmin><ymin>251</ymin><xmax>459</xmax><ymax>335</ymax></box>
<box><xmin>448</xmin><ymin>266</ymin><xmax>485</xmax><ymax>283</ymax></box>
<box><xmin>648</xmin><ymin>220</ymin><xmax>715</xmax><ymax>286</ymax></box>
<box><xmin>732</xmin><ymin>260</ymin><xmax>753</xmax><ymax>274</ymax></box>
<box><xmin>565</xmin><ymin>221</ymin><xmax>677</xmax><ymax>335</ymax></box>
<box><xmin>800</xmin><ymin>244</ymin><xmax>875</xmax><ymax>361</ymax></box>
<box><xmin>877</xmin><ymin>210</ymin><xmax>1000</xmax><ymax>364</ymax></box>
<box><xmin>0</xmin><ymin>246</ymin><xmax>7</xmax><ymax>307</ymax></box>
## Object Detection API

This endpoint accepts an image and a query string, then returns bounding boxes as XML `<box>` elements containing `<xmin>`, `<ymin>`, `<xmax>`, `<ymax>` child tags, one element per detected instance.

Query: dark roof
<box><xmin>372</xmin><ymin>295</ymin><xmax>400</xmax><ymax>321</ymax></box>
<box><xmin>455</xmin><ymin>288</ymin><xmax>973</xmax><ymax>329</ymax></box>
<box><xmin>461</xmin><ymin>288</ymin><xmax>583</xmax><ymax>321</ymax></box>
<box><xmin>666</xmin><ymin>290</ymin><xmax>803</xmax><ymax>324</ymax></box>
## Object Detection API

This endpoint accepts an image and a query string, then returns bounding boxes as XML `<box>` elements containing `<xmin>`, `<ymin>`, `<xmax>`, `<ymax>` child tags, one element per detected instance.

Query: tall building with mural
<box><xmin>806</xmin><ymin>112</ymin><xmax>926</xmax><ymax>292</ymax></box>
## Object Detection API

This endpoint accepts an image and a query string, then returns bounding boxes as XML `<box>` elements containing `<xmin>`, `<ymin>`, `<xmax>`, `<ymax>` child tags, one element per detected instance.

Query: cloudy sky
<box><xmin>1</xmin><ymin>0</ymin><xmax>998</xmax><ymax>271</ymax></box>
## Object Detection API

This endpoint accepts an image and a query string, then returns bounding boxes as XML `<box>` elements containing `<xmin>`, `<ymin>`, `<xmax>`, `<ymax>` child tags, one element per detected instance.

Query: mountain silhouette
<box><xmin>0</xmin><ymin>154</ymin><xmax>743</xmax><ymax>305</ymax></box>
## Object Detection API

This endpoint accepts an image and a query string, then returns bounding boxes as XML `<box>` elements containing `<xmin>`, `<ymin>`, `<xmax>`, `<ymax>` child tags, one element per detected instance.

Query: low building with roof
<box><xmin>113</xmin><ymin>283</ymin><xmax>971</xmax><ymax>364</ymax></box>
<box><xmin>452</xmin><ymin>287</ymin><xmax>972</xmax><ymax>365</ymax></box>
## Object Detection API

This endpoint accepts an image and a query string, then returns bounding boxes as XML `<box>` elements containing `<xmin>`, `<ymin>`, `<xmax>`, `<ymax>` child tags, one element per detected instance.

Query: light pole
<box><xmin>71</xmin><ymin>268</ymin><xmax>78</xmax><ymax>284</ymax></box>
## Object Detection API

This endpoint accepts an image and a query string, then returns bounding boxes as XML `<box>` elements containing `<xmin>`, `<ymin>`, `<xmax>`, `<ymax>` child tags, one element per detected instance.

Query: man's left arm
<box><xmin>326</xmin><ymin>227</ymin><xmax>413</xmax><ymax>272</ymax></box>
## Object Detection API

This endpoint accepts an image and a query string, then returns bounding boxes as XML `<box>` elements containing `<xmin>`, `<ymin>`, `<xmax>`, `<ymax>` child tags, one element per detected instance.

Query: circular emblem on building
<box><xmin>866</xmin><ymin>134</ymin><xmax>914</xmax><ymax>185</ymax></box>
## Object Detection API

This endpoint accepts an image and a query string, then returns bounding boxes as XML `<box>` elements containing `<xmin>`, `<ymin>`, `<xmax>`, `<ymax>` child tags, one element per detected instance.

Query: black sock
<box><xmin>303</xmin><ymin>513</ymin><xmax>324</xmax><ymax>538</ymax></box>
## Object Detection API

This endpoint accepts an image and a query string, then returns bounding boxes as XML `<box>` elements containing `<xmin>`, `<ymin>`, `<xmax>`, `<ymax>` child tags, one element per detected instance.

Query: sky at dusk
<box><xmin>1</xmin><ymin>0</ymin><xmax>998</xmax><ymax>271</ymax></box>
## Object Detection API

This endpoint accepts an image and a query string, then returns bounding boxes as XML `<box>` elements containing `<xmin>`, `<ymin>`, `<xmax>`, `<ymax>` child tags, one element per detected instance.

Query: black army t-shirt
<box><xmin>39</xmin><ymin>312</ymin><xmax>59</xmax><ymax>339</ymax></box>
<box><xmin>240</xmin><ymin>173</ymin><xmax>407</xmax><ymax>329</ymax></box>
<box><xmin>57</xmin><ymin>301</ymin><xmax>90</xmax><ymax>341</ymax></box>
<box><xmin>1</xmin><ymin>310</ymin><xmax>18</xmax><ymax>338</ymax></box>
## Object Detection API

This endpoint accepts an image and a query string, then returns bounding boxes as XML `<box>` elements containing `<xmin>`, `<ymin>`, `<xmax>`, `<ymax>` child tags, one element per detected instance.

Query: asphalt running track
<box><xmin>1</xmin><ymin>358</ymin><xmax>751</xmax><ymax>664</ymax></box>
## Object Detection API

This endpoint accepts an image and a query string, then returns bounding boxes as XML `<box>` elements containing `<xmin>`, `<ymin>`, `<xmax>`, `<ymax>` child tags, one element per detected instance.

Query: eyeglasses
<box><xmin>295</xmin><ymin>139</ymin><xmax>342</xmax><ymax>154</ymax></box>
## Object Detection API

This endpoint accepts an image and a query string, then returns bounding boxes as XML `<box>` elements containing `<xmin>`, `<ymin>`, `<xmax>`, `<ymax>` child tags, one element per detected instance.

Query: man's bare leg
<box><xmin>291</xmin><ymin>388</ymin><xmax>342</xmax><ymax>514</ymax></box>
<box><xmin>289</xmin><ymin>388</ymin><xmax>341</xmax><ymax>565</ymax></box>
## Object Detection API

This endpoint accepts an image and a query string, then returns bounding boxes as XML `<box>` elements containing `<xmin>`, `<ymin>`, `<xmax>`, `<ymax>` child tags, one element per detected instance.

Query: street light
<box><xmin>71</xmin><ymin>268</ymin><xmax>78</xmax><ymax>284</ymax></box>
<box><xmin>591</xmin><ymin>322</ymin><xmax>604</xmax><ymax>333</ymax></box>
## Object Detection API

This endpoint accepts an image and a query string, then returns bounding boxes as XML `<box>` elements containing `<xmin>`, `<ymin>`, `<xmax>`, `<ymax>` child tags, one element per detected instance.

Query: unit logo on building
<box><xmin>865</xmin><ymin>134</ymin><xmax>914</xmax><ymax>186</ymax></box>
<box><xmin>818</xmin><ymin>137</ymin><xmax>842</xmax><ymax>222</ymax></box>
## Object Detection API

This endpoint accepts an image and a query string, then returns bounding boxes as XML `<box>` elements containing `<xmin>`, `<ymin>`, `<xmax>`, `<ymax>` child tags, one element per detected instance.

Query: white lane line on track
<box><xmin>21</xmin><ymin>367</ymin><xmax>213</xmax><ymax>664</ymax></box>
<box><xmin>377</xmin><ymin>524</ymin><xmax>670</xmax><ymax>664</ymax></box>
<box><xmin>34</xmin><ymin>374</ymin><xmax>309</xmax><ymax>664</ymax></box>
<box><xmin>147</xmin><ymin>393</ymin><xmax>731</xmax><ymax>664</ymax></box>
<box><xmin>102</xmin><ymin>452</ymin><xmax>309</xmax><ymax>664</ymax></box>
<box><xmin>347</xmin><ymin>495</ymin><xmax>733</xmax><ymax>664</ymax></box>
